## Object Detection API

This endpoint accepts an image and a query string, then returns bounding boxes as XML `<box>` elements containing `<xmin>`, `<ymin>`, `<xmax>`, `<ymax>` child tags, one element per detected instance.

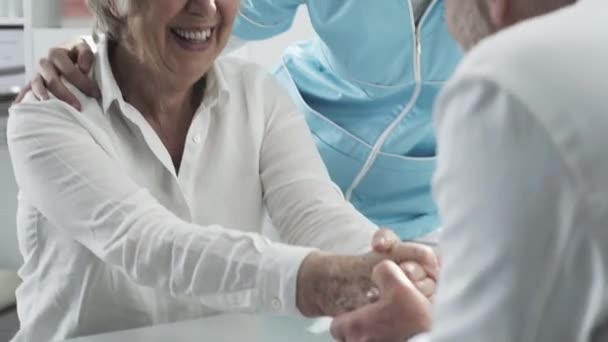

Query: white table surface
<box><xmin>63</xmin><ymin>314</ymin><xmax>334</xmax><ymax>342</ymax></box>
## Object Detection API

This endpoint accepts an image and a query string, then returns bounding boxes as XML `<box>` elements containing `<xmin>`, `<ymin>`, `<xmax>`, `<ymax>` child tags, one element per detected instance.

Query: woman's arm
<box><xmin>8</xmin><ymin>93</ymin><xmax>436</xmax><ymax>318</ymax></box>
<box><xmin>7</xmin><ymin>95</ymin><xmax>315</xmax><ymax>315</ymax></box>
<box><xmin>258</xmin><ymin>74</ymin><xmax>377</xmax><ymax>254</ymax></box>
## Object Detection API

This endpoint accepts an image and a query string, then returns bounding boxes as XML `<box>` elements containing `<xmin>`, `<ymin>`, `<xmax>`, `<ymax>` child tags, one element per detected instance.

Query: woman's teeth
<box><xmin>173</xmin><ymin>28</ymin><xmax>212</xmax><ymax>42</ymax></box>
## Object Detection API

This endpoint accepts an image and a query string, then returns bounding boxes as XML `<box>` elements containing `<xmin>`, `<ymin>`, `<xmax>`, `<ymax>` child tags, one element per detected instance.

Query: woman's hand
<box><xmin>295</xmin><ymin>237</ymin><xmax>439</xmax><ymax>317</ymax></box>
<box><xmin>13</xmin><ymin>39</ymin><xmax>100</xmax><ymax>110</ymax></box>
<box><xmin>296</xmin><ymin>252</ymin><xmax>367</xmax><ymax>317</ymax></box>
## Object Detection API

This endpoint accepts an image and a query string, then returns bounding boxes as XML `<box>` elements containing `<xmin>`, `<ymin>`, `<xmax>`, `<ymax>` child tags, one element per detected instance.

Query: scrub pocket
<box><xmin>350</xmin><ymin>151</ymin><xmax>439</xmax><ymax>239</ymax></box>
<box><xmin>273</xmin><ymin>61</ymin><xmax>440</xmax><ymax>240</ymax></box>
<box><xmin>273</xmin><ymin>61</ymin><xmax>369</xmax><ymax>192</ymax></box>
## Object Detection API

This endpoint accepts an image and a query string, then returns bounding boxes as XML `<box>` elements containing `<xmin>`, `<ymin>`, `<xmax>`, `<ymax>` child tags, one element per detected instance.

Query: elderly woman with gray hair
<box><xmin>7</xmin><ymin>1</ymin><xmax>438</xmax><ymax>341</ymax></box>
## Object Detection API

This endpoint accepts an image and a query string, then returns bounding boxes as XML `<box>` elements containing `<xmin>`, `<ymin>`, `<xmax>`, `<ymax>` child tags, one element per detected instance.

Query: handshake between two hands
<box><xmin>297</xmin><ymin>229</ymin><xmax>439</xmax><ymax>342</ymax></box>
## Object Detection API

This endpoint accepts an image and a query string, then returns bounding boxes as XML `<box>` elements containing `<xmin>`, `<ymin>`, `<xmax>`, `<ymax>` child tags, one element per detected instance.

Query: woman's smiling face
<box><xmin>125</xmin><ymin>0</ymin><xmax>239</xmax><ymax>78</ymax></box>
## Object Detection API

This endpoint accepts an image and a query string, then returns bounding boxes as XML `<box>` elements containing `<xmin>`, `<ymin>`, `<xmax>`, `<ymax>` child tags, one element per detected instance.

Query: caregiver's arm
<box><xmin>14</xmin><ymin>38</ymin><xmax>99</xmax><ymax>108</ymax></box>
<box><xmin>233</xmin><ymin>0</ymin><xmax>303</xmax><ymax>40</ymax></box>
<box><xmin>7</xmin><ymin>91</ymin><xmax>359</xmax><ymax>317</ymax></box>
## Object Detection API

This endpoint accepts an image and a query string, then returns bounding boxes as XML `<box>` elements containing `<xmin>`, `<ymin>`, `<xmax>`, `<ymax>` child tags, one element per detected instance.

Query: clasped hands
<box><xmin>296</xmin><ymin>229</ymin><xmax>439</xmax><ymax>341</ymax></box>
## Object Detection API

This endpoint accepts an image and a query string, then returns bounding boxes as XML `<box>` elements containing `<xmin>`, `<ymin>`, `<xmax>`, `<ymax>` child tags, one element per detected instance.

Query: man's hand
<box><xmin>371</xmin><ymin>229</ymin><xmax>439</xmax><ymax>299</ymax></box>
<box><xmin>330</xmin><ymin>260</ymin><xmax>432</xmax><ymax>342</ymax></box>
<box><xmin>13</xmin><ymin>39</ymin><xmax>99</xmax><ymax>111</ymax></box>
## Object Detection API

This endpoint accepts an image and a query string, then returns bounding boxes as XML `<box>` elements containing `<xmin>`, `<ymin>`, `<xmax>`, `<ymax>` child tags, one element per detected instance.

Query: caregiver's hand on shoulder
<box><xmin>330</xmin><ymin>260</ymin><xmax>432</xmax><ymax>342</ymax></box>
<box><xmin>13</xmin><ymin>39</ymin><xmax>100</xmax><ymax>110</ymax></box>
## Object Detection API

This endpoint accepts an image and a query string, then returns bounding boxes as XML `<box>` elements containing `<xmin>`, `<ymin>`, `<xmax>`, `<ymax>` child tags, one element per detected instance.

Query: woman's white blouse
<box><xmin>7</xmin><ymin>37</ymin><xmax>376</xmax><ymax>341</ymax></box>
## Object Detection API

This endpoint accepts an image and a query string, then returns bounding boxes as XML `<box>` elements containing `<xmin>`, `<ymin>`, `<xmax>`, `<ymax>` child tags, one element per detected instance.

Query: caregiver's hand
<box><xmin>330</xmin><ymin>260</ymin><xmax>432</xmax><ymax>342</ymax></box>
<box><xmin>13</xmin><ymin>39</ymin><xmax>99</xmax><ymax>110</ymax></box>
<box><xmin>296</xmin><ymin>238</ymin><xmax>438</xmax><ymax>317</ymax></box>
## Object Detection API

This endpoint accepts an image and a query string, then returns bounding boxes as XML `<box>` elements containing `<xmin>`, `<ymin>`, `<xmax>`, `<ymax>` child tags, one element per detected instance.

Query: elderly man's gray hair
<box><xmin>87</xmin><ymin>0</ymin><xmax>132</xmax><ymax>39</ymax></box>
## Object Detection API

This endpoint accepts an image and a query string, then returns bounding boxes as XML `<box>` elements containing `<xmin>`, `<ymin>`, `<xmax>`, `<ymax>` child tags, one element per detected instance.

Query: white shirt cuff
<box><xmin>259</xmin><ymin>243</ymin><xmax>316</xmax><ymax>316</ymax></box>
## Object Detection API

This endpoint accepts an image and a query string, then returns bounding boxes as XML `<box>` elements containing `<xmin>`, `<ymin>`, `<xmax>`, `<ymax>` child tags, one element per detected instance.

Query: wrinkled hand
<box><xmin>296</xmin><ymin>237</ymin><xmax>438</xmax><ymax>318</ymax></box>
<box><xmin>330</xmin><ymin>260</ymin><xmax>432</xmax><ymax>342</ymax></box>
<box><xmin>296</xmin><ymin>252</ymin><xmax>381</xmax><ymax>317</ymax></box>
<box><xmin>13</xmin><ymin>39</ymin><xmax>99</xmax><ymax>110</ymax></box>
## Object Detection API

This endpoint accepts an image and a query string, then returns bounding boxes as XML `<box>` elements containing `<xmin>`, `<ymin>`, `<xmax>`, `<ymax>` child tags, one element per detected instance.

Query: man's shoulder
<box><xmin>456</xmin><ymin>19</ymin><xmax>561</xmax><ymax>89</ymax></box>
<box><xmin>441</xmin><ymin>3</ymin><xmax>608</xmax><ymax>212</ymax></box>
<box><xmin>456</xmin><ymin>3</ymin><xmax>603</xmax><ymax>93</ymax></box>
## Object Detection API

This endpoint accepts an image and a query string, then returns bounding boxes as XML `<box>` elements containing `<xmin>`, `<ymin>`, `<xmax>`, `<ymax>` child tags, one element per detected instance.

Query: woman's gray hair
<box><xmin>87</xmin><ymin>0</ymin><xmax>131</xmax><ymax>40</ymax></box>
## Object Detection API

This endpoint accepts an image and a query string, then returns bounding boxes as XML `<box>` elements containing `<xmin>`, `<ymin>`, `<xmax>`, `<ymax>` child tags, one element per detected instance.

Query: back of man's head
<box><xmin>445</xmin><ymin>0</ymin><xmax>576</xmax><ymax>50</ymax></box>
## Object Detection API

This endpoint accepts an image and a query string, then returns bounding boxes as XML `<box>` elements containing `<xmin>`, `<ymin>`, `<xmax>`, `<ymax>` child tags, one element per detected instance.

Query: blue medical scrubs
<box><xmin>233</xmin><ymin>0</ymin><xmax>462</xmax><ymax>239</ymax></box>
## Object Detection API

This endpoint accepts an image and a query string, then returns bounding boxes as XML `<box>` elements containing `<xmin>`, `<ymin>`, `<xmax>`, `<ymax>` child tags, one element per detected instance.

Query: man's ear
<box><xmin>108</xmin><ymin>0</ymin><xmax>129</xmax><ymax>18</ymax></box>
<box><xmin>486</xmin><ymin>0</ymin><xmax>510</xmax><ymax>28</ymax></box>
<box><xmin>108</xmin><ymin>0</ymin><xmax>120</xmax><ymax>18</ymax></box>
